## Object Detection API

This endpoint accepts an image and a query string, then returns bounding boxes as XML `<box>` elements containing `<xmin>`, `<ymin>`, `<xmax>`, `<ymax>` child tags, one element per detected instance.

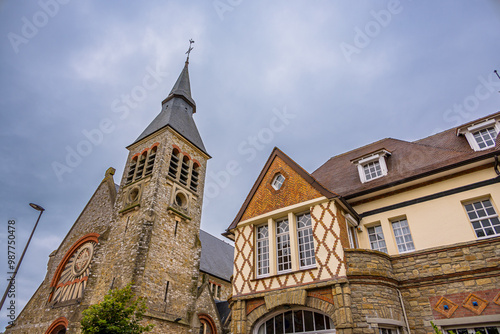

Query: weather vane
<box><xmin>186</xmin><ymin>39</ymin><xmax>194</xmax><ymax>62</ymax></box>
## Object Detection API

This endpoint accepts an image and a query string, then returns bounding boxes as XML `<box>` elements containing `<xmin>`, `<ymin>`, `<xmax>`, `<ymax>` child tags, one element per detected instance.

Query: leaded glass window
<box><xmin>257</xmin><ymin>225</ymin><xmax>270</xmax><ymax>277</ymax></box>
<box><xmin>296</xmin><ymin>213</ymin><xmax>316</xmax><ymax>268</ymax></box>
<box><xmin>276</xmin><ymin>218</ymin><xmax>292</xmax><ymax>273</ymax></box>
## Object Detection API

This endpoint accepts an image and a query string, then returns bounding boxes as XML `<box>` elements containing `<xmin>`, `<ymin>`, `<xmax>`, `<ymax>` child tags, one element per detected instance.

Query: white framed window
<box><xmin>364</xmin><ymin>161</ymin><xmax>383</xmax><ymax>181</ymax></box>
<box><xmin>458</xmin><ymin>118</ymin><xmax>500</xmax><ymax>151</ymax></box>
<box><xmin>391</xmin><ymin>218</ymin><xmax>415</xmax><ymax>253</ymax></box>
<box><xmin>379</xmin><ymin>328</ymin><xmax>400</xmax><ymax>334</ymax></box>
<box><xmin>255</xmin><ymin>308</ymin><xmax>335</xmax><ymax>334</ymax></box>
<box><xmin>272</xmin><ymin>173</ymin><xmax>285</xmax><ymax>190</ymax></box>
<box><xmin>367</xmin><ymin>225</ymin><xmax>387</xmax><ymax>253</ymax></box>
<box><xmin>464</xmin><ymin>198</ymin><xmax>500</xmax><ymax>238</ymax></box>
<box><xmin>257</xmin><ymin>225</ymin><xmax>270</xmax><ymax>277</ymax></box>
<box><xmin>345</xmin><ymin>214</ymin><xmax>359</xmax><ymax>249</ymax></box>
<box><xmin>473</xmin><ymin>127</ymin><xmax>498</xmax><ymax>150</ymax></box>
<box><xmin>443</xmin><ymin>325</ymin><xmax>500</xmax><ymax>334</ymax></box>
<box><xmin>352</xmin><ymin>150</ymin><xmax>390</xmax><ymax>183</ymax></box>
<box><xmin>276</xmin><ymin>218</ymin><xmax>292</xmax><ymax>273</ymax></box>
<box><xmin>296</xmin><ymin>212</ymin><xmax>316</xmax><ymax>268</ymax></box>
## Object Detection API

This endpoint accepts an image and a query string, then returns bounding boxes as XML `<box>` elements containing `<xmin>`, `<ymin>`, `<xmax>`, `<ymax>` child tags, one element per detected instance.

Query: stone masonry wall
<box><xmin>90</xmin><ymin>126</ymin><xmax>210</xmax><ymax>333</ymax></box>
<box><xmin>345</xmin><ymin>236</ymin><xmax>500</xmax><ymax>334</ymax></box>
<box><xmin>5</xmin><ymin>169</ymin><xmax>117</xmax><ymax>334</ymax></box>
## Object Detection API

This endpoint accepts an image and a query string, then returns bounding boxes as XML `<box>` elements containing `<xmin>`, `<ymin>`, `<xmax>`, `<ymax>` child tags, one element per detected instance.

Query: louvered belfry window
<box><xmin>145</xmin><ymin>146</ymin><xmax>157</xmax><ymax>176</ymax></box>
<box><xmin>168</xmin><ymin>148</ymin><xmax>180</xmax><ymax>178</ymax></box>
<box><xmin>168</xmin><ymin>146</ymin><xmax>201</xmax><ymax>193</ymax></box>
<box><xmin>125</xmin><ymin>144</ymin><xmax>159</xmax><ymax>184</ymax></box>
<box><xmin>190</xmin><ymin>163</ymin><xmax>199</xmax><ymax>192</ymax></box>
<box><xmin>180</xmin><ymin>156</ymin><xmax>190</xmax><ymax>185</ymax></box>
<box><xmin>125</xmin><ymin>157</ymin><xmax>137</xmax><ymax>184</ymax></box>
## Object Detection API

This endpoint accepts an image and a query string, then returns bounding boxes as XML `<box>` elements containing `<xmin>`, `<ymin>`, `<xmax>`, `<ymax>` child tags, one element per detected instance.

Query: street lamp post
<box><xmin>0</xmin><ymin>203</ymin><xmax>45</xmax><ymax>311</ymax></box>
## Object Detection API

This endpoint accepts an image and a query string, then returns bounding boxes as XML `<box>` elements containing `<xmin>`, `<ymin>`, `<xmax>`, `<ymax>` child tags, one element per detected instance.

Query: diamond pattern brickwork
<box><xmin>233</xmin><ymin>224</ymin><xmax>254</xmax><ymax>295</ymax></box>
<box><xmin>433</xmin><ymin>296</ymin><xmax>459</xmax><ymax>318</ymax></box>
<box><xmin>311</xmin><ymin>201</ymin><xmax>346</xmax><ymax>280</ymax></box>
<box><xmin>462</xmin><ymin>293</ymin><xmax>488</xmax><ymax>315</ymax></box>
<box><xmin>232</xmin><ymin>200</ymin><xmax>346</xmax><ymax>297</ymax></box>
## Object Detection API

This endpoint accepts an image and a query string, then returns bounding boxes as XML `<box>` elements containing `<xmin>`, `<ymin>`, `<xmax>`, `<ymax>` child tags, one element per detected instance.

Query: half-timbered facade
<box><xmin>225</xmin><ymin>112</ymin><xmax>500</xmax><ymax>334</ymax></box>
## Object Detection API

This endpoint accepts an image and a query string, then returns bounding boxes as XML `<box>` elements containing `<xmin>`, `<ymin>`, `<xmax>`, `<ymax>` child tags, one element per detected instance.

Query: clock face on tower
<box><xmin>51</xmin><ymin>241</ymin><xmax>96</xmax><ymax>304</ymax></box>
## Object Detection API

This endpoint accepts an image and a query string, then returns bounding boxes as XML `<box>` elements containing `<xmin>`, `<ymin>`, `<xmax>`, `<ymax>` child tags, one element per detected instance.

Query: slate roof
<box><xmin>199</xmin><ymin>230</ymin><xmax>234</xmax><ymax>282</ymax></box>
<box><xmin>312</xmin><ymin>111</ymin><xmax>500</xmax><ymax>199</ymax></box>
<box><xmin>216</xmin><ymin>301</ymin><xmax>231</xmax><ymax>325</ymax></box>
<box><xmin>130</xmin><ymin>61</ymin><xmax>208</xmax><ymax>156</ymax></box>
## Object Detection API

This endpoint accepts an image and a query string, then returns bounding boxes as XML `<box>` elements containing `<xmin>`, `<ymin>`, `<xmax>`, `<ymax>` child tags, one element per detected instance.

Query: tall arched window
<box><xmin>256</xmin><ymin>309</ymin><xmax>335</xmax><ymax>334</ymax></box>
<box><xmin>135</xmin><ymin>152</ymin><xmax>147</xmax><ymax>180</ymax></box>
<box><xmin>145</xmin><ymin>146</ymin><xmax>157</xmax><ymax>176</ymax></box>
<box><xmin>190</xmin><ymin>162</ymin><xmax>200</xmax><ymax>191</ymax></box>
<box><xmin>180</xmin><ymin>155</ymin><xmax>190</xmax><ymax>185</ymax></box>
<box><xmin>125</xmin><ymin>157</ymin><xmax>138</xmax><ymax>184</ymax></box>
<box><xmin>168</xmin><ymin>148</ymin><xmax>180</xmax><ymax>178</ymax></box>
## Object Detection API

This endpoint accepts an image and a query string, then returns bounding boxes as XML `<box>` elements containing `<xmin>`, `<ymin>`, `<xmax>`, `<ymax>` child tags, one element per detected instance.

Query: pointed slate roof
<box><xmin>163</xmin><ymin>61</ymin><xmax>196</xmax><ymax>110</ymax></box>
<box><xmin>130</xmin><ymin>61</ymin><xmax>208</xmax><ymax>156</ymax></box>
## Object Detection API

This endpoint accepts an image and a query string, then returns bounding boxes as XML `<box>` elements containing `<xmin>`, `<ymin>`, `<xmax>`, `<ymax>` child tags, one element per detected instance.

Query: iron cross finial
<box><xmin>186</xmin><ymin>39</ymin><xmax>194</xmax><ymax>62</ymax></box>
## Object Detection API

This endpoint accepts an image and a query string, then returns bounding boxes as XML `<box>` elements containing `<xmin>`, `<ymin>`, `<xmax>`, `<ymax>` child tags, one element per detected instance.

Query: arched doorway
<box><xmin>45</xmin><ymin>317</ymin><xmax>68</xmax><ymax>334</ymax></box>
<box><xmin>198</xmin><ymin>314</ymin><xmax>217</xmax><ymax>334</ymax></box>
<box><xmin>255</xmin><ymin>308</ymin><xmax>335</xmax><ymax>334</ymax></box>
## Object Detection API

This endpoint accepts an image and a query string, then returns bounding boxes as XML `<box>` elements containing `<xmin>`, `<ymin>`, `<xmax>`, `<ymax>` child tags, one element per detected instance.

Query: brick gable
<box><xmin>240</xmin><ymin>156</ymin><xmax>323</xmax><ymax>222</ymax></box>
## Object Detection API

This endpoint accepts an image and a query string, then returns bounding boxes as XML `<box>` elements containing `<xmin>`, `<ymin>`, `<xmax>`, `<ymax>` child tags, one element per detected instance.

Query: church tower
<box><xmin>4</xmin><ymin>44</ymin><xmax>232</xmax><ymax>334</ymax></box>
<box><xmin>90</xmin><ymin>54</ymin><xmax>212</xmax><ymax>332</ymax></box>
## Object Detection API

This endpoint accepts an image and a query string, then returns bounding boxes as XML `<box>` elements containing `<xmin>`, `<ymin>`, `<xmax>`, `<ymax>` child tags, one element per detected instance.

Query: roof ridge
<box><xmin>313</xmin><ymin>138</ymin><xmax>409</xmax><ymax>174</ymax></box>
<box><xmin>408</xmin><ymin>139</ymin><xmax>470</xmax><ymax>153</ymax></box>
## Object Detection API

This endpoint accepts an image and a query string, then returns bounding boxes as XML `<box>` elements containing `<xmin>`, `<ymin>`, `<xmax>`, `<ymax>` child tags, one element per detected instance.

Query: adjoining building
<box><xmin>224</xmin><ymin>112</ymin><xmax>500</xmax><ymax>334</ymax></box>
<box><xmin>5</xmin><ymin>57</ymin><xmax>234</xmax><ymax>334</ymax></box>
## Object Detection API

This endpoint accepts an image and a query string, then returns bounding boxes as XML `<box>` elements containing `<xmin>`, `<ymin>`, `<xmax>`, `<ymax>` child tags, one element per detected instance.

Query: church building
<box><xmin>225</xmin><ymin>112</ymin><xmax>500</xmax><ymax>333</ymax></box>
<box><xmin>5</xmin><ymin>55</ymin><xmax>234</xmax><ymax>334</ymax></box>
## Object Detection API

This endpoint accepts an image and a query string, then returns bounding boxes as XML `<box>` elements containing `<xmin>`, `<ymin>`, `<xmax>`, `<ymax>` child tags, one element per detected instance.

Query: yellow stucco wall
<box><xmin>354</xmin><ymin>167</ymin><xmax>500</xmax><ymax>255</ymax></box>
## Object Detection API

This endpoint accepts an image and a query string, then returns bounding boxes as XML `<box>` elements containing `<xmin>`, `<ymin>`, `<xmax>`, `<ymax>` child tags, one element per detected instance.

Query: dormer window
<box><xmin>457</xmin><ymin>118</ymin><xmax>500</xmax><ymax>151</ymax></box>
<box><xmin>271</xmin><ymin>173</ymin><xmax>285</xmax><ymax>190</ymax></box>
<box><xmin>473</xmin><ymin>126</ymin><xmax>497</xmax><ymax>150</ymax></box>
<box><xmin>363</xmin><ymin>161</ymin><xmax>383</xmax><ymax>181</ymax></box>
<box><xmin>352</xmin><ymin>150</ymin><xmax>390</xmax><ymax>183</ymax></box>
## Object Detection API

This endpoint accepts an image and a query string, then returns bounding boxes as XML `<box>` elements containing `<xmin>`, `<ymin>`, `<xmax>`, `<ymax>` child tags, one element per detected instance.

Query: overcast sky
<box><xmin>1</xmin><ymin>0</ymin><xmax>499</xmax><ymax>329</ymax></box>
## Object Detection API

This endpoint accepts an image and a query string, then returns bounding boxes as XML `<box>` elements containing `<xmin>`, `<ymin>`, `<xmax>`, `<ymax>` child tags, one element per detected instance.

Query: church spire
<box><xmin>161</xmin><ymin>39</ymin><xmax>196</xmax><ymax>112</ymax></box>
<box><xmin>130</xmin><ymin>40</ymin><xmax>208</xmax><ymax>156</ymax></box>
